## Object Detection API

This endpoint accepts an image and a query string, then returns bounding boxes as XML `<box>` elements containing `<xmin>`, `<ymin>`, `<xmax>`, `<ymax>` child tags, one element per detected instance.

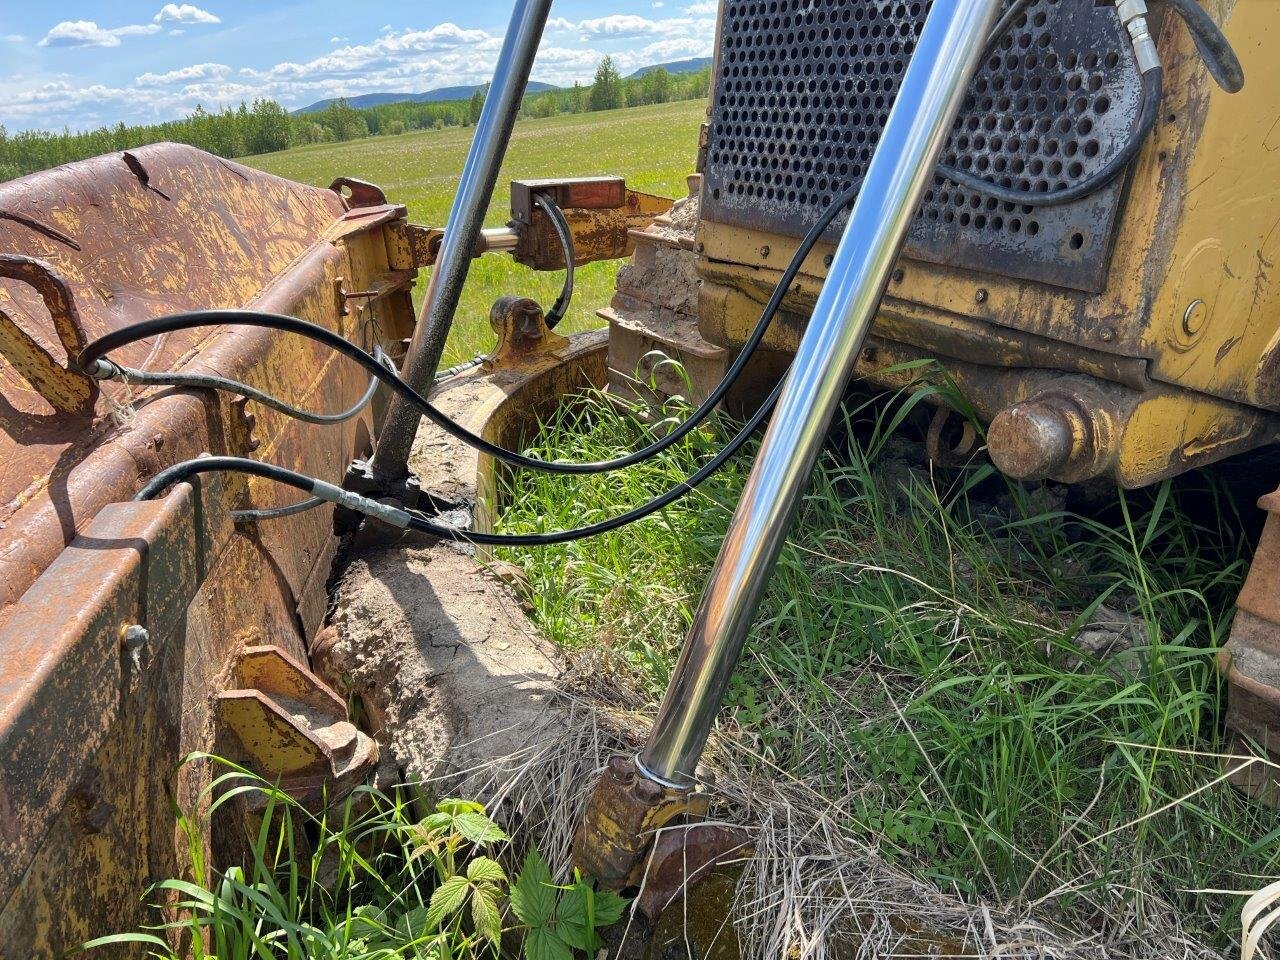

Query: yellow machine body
<box><xmin>691</xmin><ymin>0</ymin><xmax>1276</xmax><ymax>489</ymax></box>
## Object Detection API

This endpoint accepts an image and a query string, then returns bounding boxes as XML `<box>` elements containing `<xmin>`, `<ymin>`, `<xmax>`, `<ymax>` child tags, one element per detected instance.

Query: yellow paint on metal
<box><xmin>695</xmin><ymin>0</ymin><xmax>1278</xmax><ymax>488</ymax></box>
<box><xmin>1144</xmin><ymin>1</ymin><xmax>1279</xmax><ymax>409</ymax></box>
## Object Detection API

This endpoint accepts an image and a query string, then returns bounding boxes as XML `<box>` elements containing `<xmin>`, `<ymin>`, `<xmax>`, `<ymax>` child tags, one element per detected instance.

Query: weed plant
<box><xmin>81</xmin><ymin>756</ymin><xmax>624</xmax><ymax>960</ymax></box>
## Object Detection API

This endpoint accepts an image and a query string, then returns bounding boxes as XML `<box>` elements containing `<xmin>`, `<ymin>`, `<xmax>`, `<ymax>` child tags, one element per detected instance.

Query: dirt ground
<box><xmin>315</xmin><ymin>539</ymin><xmax>566</xmax><ymax>791</ymax></box>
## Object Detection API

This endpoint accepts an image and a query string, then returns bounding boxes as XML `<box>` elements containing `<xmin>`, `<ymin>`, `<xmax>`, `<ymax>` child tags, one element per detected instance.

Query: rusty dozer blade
<box><xmin>573</xmin><ymin>0</ymin><xmax>1006</xmax><ymax>915</ymax></box>
<box><xmin>0</xmin><ymin>145</ymin><xmax>418</xmax><ymax>955</ymax></box>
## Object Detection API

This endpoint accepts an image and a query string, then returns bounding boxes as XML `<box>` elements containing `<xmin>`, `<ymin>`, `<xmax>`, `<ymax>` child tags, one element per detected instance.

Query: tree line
<box><xmin>0</xmin><ymin>58</ymin><xmax>710</xmax><ymax>182</ymax></box>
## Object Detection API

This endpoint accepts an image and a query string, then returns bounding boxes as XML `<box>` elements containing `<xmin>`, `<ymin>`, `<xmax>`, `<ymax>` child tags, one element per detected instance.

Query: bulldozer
<box><xmin>0</xmin><ymin>0</ymin><xmax>1274</xmax><ymax>955</ymax></box>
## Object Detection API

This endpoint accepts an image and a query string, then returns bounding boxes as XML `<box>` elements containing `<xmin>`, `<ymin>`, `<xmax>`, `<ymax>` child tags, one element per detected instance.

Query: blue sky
<box><xmin>0</xmin><ymin>1</ymin><xmax>716</xmax><ymax>132</ymax></box>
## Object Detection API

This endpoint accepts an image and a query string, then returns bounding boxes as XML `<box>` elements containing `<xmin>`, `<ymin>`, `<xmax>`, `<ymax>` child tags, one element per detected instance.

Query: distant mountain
<box><xmin>294</xmin><ymin>57</ymin><xmax>713</xmax><ymax>115</ymax></box>
<box><xmin>627</xmin><ymin>57</ymin><xmax>712</xmax><ymax>78</ymax></box>
<box><xmin>295</xmin><ymin>81</ymin><xmax>557</xmax><ymax>115</ymax></box>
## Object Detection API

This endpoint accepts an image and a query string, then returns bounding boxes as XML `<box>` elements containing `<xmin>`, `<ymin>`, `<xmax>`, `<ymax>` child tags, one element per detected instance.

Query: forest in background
<box><xmin>0</xmin><ymin>58</ymin><xmax>710</xmax><ymax>181</ymax></box>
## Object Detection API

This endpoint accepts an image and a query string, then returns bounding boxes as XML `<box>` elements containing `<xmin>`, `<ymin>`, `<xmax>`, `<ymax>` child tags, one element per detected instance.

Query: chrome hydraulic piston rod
<box><xmin>370</xmin><ymin>0</ymin><xmax>552</xmax><ymax>481</ymax></box>
<box><xmin>638</xmin><ymin>0</ymin><xmax>1004</xmax><ymax>787</ymax></box>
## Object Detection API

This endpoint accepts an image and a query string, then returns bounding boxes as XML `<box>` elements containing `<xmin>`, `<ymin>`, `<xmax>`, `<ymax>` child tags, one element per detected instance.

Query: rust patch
<box><xmin>635</xmin><ymin>824</ymin><xmax>753</xmax><ymax>922</ymax></box>
<box><xmin>1223</xmin><ymin>487</ymin><xmax>1280</xmax><ymax>803</ymax></box>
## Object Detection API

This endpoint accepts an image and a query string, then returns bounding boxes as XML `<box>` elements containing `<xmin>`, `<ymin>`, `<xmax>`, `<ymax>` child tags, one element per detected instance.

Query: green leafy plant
<box><xmin>78</xmin><ymin>757</ymin><xmax>628</xmax><ymax>960</ymax></box>
<box><xmin>509</xmin><ymin>851</ymin><xmax>629</xmax><ymax>960</ymax></box>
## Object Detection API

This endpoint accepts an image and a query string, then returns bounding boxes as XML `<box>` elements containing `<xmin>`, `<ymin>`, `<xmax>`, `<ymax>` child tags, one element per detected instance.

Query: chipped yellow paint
<box><xmin>1144</xmin><ymin>1</ymin><xmax>1280</xmax><ymax>407</ymax></box>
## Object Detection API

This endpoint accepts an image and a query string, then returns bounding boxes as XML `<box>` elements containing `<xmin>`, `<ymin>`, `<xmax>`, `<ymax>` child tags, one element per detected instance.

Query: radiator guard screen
<box><xmin>701</xmin><ymin>0</ymin><xmax>1144</xmax><ymax>292</ymax></box>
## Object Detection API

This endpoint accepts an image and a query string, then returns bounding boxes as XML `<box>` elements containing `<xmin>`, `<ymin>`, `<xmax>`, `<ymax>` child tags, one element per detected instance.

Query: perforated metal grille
<box><xmin>700</xmin><ymin>0</ymin><xmax>1144</xmax><ymax>291</ymax></box>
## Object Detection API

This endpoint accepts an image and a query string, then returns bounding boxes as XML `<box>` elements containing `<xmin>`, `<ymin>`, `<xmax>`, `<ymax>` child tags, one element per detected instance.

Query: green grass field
<box><xmin>245</xmin><ymin>100</ymin><xmax>706</xmax><ymax>363</ymax></box>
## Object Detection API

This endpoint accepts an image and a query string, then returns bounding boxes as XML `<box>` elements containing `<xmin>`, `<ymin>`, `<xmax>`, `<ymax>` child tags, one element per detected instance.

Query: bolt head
<box><xmin>608</xmin><ymin>755</ymin><xmax>633</xmax><ymax>779</ymax></box>
<box><xmin>1181</xmin><ymin>299</ymin><xmax>1207</xmax><ymax>337</ymax></box>
<box><xmin>121</xmin><ymin>624</ymin><xmax>149</xmax><ymax>650</ymax></box>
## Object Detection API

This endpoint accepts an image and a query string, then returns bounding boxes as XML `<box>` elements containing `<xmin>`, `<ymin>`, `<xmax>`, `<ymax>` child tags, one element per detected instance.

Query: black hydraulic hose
<box><xmin>534</xmin><ymin>193</ymin><xmax>575</xmax><ymax>329</ymax></box>
<box><xmin>232</xmin><ymin>496</ymin><xmax>325</xmax><ymax>523</ymax></box>
<box><xmin>81</xmin><ymin>310</ymin><xmax>624</xmax><ymax>477</ymax></box>
<box><xmin>136</xmin><ymin>377</ymin><xmax>779</xmax><ymax>547</ymax></box>
<box><xmin>937</xmin><ymin>67</ymin><xmax>1164</xmax><ymax>207</ymax></box>
<box><xmin>79</xmin><ymin>182</ymin><xmax>856</xmax><ymax>478</ymax></box>
<box><xmin>95</xmin><ymin>346</ymin><xmax>393</xmax><ymax>426</ymax></box>
<box><xmin>1161</xmin><ymin>0</ymin><xmax>1244</xmax><ymax>93</ymax></box>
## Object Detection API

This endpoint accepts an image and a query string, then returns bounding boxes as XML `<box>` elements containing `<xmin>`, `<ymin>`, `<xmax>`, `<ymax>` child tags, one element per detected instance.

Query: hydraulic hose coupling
<box><xmin>83</xmin><ymin>358</ymin><xmax>115</xmax><ymax>380</ymax></box>
<box><xmin>1117</xmin><ymin>0</ymin><xmax>1161</xmax><ymax>74</ymax></box>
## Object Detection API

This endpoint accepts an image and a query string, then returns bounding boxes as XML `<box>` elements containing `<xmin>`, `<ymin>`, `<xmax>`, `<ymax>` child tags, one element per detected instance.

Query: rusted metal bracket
<box><xmin>1222</xmin><ymin>486</ymin><xmax>1280</xmax><ymax>804</ymax></box>
<box><xmin>0</xmin><ymin>255</ymin><xmax>97</xmax><ymax>416</ymax></box>
<box><xmin>216</xmin><ymin>645</ymin><xmax>378</xmax><ymax>806</ymax></box>
<box><xmin>572</xmin><ymin>755</ymin><xmax>713</xmax><ymax>889</ymax></box>
<box><xmin>487</xmin><ymin>296</ymin><xmax>569</xmax><ymax>370</ymax></box>
<box><xmin>329</xmin><ymin>176</ymin><xmax>388</xmax><ymax>209</ymax></box>
<box><xmin>510</xmin><ymin>177</ymin><xmax>672</xmax><ymax>271</ymax></box>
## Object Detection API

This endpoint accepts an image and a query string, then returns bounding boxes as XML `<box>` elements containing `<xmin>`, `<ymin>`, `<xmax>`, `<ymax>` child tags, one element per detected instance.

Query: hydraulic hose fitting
<box><xmin>1117</xmin><ymin>0</ymin><xmax>1161</xmax><ymax>75</ymax></box>
<box><xmin>82</xmin><ymin>358</ymin><xmax>115</xmax><ymax>380</ymax></box>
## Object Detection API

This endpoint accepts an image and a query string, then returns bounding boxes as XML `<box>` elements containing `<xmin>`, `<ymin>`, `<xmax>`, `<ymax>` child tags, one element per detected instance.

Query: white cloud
<box><xmin>39</xmin><ymin>21</ymin><xmax>117</xmax><ymax>48</ymax></box>
<box><xmin>329</xmin><ymin>36</ymin><xmax>349</xmax><ymax>43</ymax></box>
<box><xmin>686</xmin><ymin>1</ymin><xmax>718</xmax><ymax>13</ymax></box>
<box><xmin>153</xmin><ymin>4</ymin><xmax>221</xmax><ymax>25</ymax></box>
<box><xmin>135</xmin><ymin>62</ymin><xmax>230</xmax><ymax>86</ymax></box>
<box><xmin>546</xmin><ymin>17</ymin><xmax>577</xmax><ymax>31</ymax></box>
<box><xmin>1</xmin><ymin>34</ymin><xmax>25</xmax><ymax>43</ymax></box>
<box><xmin>169</xmin><ymin>28</ymin><xmax>185</xmax><ymax>35</ymax></box>
<box><xmin>38</xmin><ymin>20</ymin><xmax>161</xmax><ymax>48</ymax></box>
<box><xmin>577</xmin><ymin>15</ymin><xmax>671</xmax><ymax>39</ymax></box>
<box><xmin>653</xmin><ymin>1</ymin><xmax>665</xmax><ymax>7</ymax></box>
<box><xmin>0</xmin><ymin>78</ymin><xmax>133</xmax><ymax>118</ymax></box>
<box><xmin>240</xmin><ymin>24</ymin><xmax>491</xmax><ymax>83</ymax></box>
